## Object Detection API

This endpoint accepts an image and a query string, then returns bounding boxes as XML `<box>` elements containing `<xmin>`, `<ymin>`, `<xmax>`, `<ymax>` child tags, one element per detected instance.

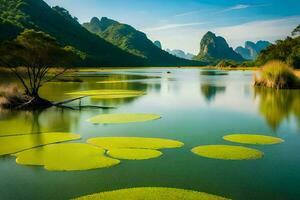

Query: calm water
<box><xmin>0</xmin><ymin>68</ymin><xmax>300</xmax><ymax>200</ymax></box>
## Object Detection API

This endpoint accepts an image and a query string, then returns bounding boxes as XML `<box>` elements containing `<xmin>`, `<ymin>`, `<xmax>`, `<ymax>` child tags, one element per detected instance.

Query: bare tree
<box><xmin>0</xmin><ymin>29</ymin><xmax>80</xmax><ymax>107</ymax></box>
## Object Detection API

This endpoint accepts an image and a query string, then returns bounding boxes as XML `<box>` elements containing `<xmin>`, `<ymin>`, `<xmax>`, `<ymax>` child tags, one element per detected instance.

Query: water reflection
<box><xmin>0</xmin><ymin>108</ymin><xmax>78</xmax><ymax>136</ymax></box>
<box><xmin>200</xmin><ymin>84</ymin><xmax>226</xmax><ymax>103</ymax></box>
<box><xmin>254</xmin><ymin>88</ymin><xmax>300</xmax><ymax>130</ymax></box>
<box><xmin>200</xmin><ymin>70</ymin><xmax>228</xmax><ymax>76</ymax></box>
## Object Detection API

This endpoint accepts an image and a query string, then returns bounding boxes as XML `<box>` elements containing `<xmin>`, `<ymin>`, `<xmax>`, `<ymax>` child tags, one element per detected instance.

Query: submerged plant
<box><xmin>254</xmin><ymin>60</ymin><xmax>300</xmax><ymax>89</ymax></box>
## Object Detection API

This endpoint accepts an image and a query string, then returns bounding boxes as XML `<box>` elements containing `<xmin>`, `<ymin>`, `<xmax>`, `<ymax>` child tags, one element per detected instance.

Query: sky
<box><xmin>44</xmin><ymin>0</ymin><xmax>300</xmax><ymax>54</ymax></box>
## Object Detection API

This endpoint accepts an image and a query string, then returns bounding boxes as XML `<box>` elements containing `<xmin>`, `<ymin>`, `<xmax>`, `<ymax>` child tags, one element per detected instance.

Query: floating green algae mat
<box><xmin>15</xmin><ymin>143</ymin><xmax>120</xmax><ymax>171</ymax></box>
<box><xmin>0</xmin><ymin>132</ymin><xmax>80</xmax><ymax>156</ymax></box>
<box><xmin>223</xmin><ymin>134</ymin><xmax>284</xmax><ymax>145</ymax></box>
<box><xmin>87</xmin><ymin>114</ymin><xmax>161</xmax><ymax>124</ymax></box>
<box><xmin>107</xmin><ymin>148</ymin><xmax>162</xmax><ymax>160</ymax></box>
<box><xmin>191</xmin><ymin>145</ymin><xmax>263</xmax><ymax>160</ymax></box>
<box><xmin>73</xmin><ymin>187</ymin><xmax>230</xmax><ymax>200</ymax></box>
<box><xmin>87</xmin><ymin>137</ymin><xmax>184</xmax><ymax>150</ymax></box>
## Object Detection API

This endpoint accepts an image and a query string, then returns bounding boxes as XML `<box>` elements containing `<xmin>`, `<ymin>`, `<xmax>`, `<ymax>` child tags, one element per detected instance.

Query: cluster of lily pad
<box><xmin>0</xmin><ymin>126</ymin><xmax>184</xmax><ymax>171</ymax></box>
<box><xmin>191</xmin><ymin>134</ymin><xmax>284</xmax><ymax>160</ymax></box>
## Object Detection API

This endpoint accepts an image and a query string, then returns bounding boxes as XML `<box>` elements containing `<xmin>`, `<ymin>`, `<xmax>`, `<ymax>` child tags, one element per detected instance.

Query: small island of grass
<box><xmin>254</xmin><ymin>60</ymin><xmax>300</xmax><ymax>89</ymax></box>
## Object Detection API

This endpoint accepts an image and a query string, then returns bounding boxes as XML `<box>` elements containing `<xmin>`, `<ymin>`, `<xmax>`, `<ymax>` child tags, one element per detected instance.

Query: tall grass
<box><xmin>0</xmin><ymin>84</ymin><xmax>29</xmax><ymax>109</ymax></box>
<box><xmin>254</xmin><ymin>60</ymin><xmax>300</xmax><ymax>89</ymax></box>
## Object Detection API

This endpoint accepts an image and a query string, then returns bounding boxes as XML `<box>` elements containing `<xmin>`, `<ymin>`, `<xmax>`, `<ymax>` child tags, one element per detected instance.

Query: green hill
<box><xmin>0</xmin><ymin>0</ymin><xmax>151</xmax><ymax>66</ymax></box>
<box><xmin>256</xmin><ymin>35</ymin><xmax>300</xmax><ymax>69</ymax></box>
<box><xmin>194</xmin><ymin>31</ymin><xmax>244</xmax><ymax>65</ymax></box>
<box><xmin>82</xmin><ymin>17</ymin><xmax>203</xmax><ymax>66</ymax></box>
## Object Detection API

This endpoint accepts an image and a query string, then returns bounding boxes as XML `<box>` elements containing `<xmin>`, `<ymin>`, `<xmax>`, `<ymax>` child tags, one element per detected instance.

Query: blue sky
<box><xmin>45</xmin><ymin>0</ymin><xmax>300</xmax><ymax>54</ymax></box>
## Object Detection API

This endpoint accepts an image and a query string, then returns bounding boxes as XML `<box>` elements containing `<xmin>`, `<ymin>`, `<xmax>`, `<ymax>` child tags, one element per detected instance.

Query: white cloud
<box><xmin>213</xmin><ymin>16</ymin><xmax>300</xmax><ymax>47</ymax></box>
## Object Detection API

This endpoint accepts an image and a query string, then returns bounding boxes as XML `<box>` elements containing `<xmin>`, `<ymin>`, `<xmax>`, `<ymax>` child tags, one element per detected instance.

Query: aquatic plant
<box><xmin>87</xmin><ymin>137</ymin><xmax>184</xmax><ymax>150</ymax></box>
<box><xmin>87</xmin><ymin>114</ymin><xmax>161</xmax><ymax>124</ymax></box>
<box><xmin>15</xmin><ymin>143</ymin><xmax>120</xmax><ymax>171</ymax></box>
<box><xmin>0</xmin><ymin>132</ymin><xmax>80</xmax><ymax>156</ymax></box>
<box><xmin>73</xmin><ymin>187</ymin><xmax>230</xmax><ymax>200</ymax></box>
<box><xmin>254</xmin><ymin>60</ymin><xmax>300</xmax><ymax>89</ymax></box>
<box><xmin>191</xmin><ymin>145</ymin><xmax>263</xmax><ymax>160</ymax></box>
<box><xmin>223</xmin><ymin>134</ymin><xmax>284</xmax><ymax>145</ymax></box>
<box><xmin>107</xmin><ymin>148</ymin><xmax>162</xmax><ymax>160</ymax></box>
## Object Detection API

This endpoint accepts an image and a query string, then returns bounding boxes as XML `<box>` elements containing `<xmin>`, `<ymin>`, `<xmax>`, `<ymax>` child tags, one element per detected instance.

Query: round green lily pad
<box><xmin>87</xmin><ymin>114</ymin><xmax>161</xmax><ymax>124</ymax></box>
<box><xmin>191</xmin><ymin>145</ymin><xmax>263</xmax><ymax>160</ymax></box>
<box><xmin>15</xmin><ymin>143</ymin><xmax>120</xmax><ymax>171</ymax></box>
<box><xmin>90</xmin><ymin>94</ymin><xmax>142</xmax><ymax>99</ymax></box>
<box><xmin>66</xmin><ymin>89</ymin><xmax>145</xmax><ymax>97</ymax></box>
<box><xmin>107</xmin><ymin>148</ymin><xmax>162</xmax><ymax>160</ymax></box>
<box><xmin>73</xmin><ymin>187</ymin><xmax>230</xmax><ymax>200</ymax></box>
<box><xmin>223</xmin><ymin>134</ymin><xmax>284</xmax><ymax>145</ymax></box>
<box><xmin>87</xmin><ymin>137</ymin><xmax>184</xmax><ymax>150</ymax></box>
<box><xmin>0</xmin><ymin>132</ymin><xmax>80</xmax><ymax>156</ymax></box>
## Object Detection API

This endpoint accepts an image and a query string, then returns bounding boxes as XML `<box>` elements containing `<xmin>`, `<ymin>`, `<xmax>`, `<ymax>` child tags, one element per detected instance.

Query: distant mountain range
<box><xmin>166</xmin><ymin>49</ymin><xmax>195</xmax><ymax>60</ymax></box>
<box><xmin>82</xmin><ymin>17</ymin><xmax>201</xmax><ymax>66</ymax></box>
<box><xmin>193</xmin><ymin>31</ymin><xmax>244</xmax><ymax>64</ymax></box>
<box><xmin>235</xmin><ymin>41</ymin><xmax>272</xmax><ymax>60</ymax></box>
<box><xmin>0</xmin><ymin>0</ymin><xmax>202</xmax><ymax>67</ymax></box>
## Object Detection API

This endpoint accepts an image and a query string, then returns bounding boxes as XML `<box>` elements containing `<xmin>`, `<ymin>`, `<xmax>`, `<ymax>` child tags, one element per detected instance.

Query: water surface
<box><xmin>0</xmin><ymin>68</ymin><xmax>300</xmax><ymax>200</ymax></box>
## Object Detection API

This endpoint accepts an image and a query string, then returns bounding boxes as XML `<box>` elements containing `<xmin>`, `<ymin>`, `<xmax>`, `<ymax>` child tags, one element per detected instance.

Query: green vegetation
<box><xmin>0</xmin><ymin>0</ymin><xmax>144</xmax><ymax>66</ymax></box>
<box><xmin>87</xmin><ymin>114</ymin><xmax>161</xmax><ymax>124</ymax></box>
<box><xmin>194</xmin><ymin>31</ymin><xmax>244</xmax><ymax>65</ymax></box>
<box><xmin>292</xmin><ymin>25</ymin><xmax>300</xmax><ymax>36</ymax></box>
<box><xmin>15</xmin><ymin>143</ymin><xmax>120</xmax><ymax>171</ymax></box>
<box><xmin>256</xmin><ymin>36</ymin><xmax>300</xmax><ymax>69</ymax></box>
<box><xmin>87</xmin><ymin>137</ymin><xmax>184</xmax><ymax>150</ymax></box>
<box><xmin>254</xmin><ymin>60</ymin><xmax>300</xmax><ymax>89</ymax></box>
<box><xmin>191</xmin><ymin>145</ymin><xmax>263</xmax><ymax>160</ymax></box>
<box><xmin>223</xmin><ymin>134</ymin><xmax>284</xmax><ymax>145</ymax></box>
<box><xmin>0</xmin><ymin>29</ymin><xmax>82</xmax><ymax>109</ymax></box>
<box><xmin>73</xmin><ymin>187</ymin><xmax>230</xmax><ymax>200</ymax></box>
<box><xmin>0</xmin><ymin>132</ymin><xmax>80</xmax><ymax>156</ymax></box>
<box><xmin>82</xmin><ymin>17</ymin><xmax>201</xmax><ymax>66</ymax></box>
<box><xmin>0</xmin><ymin>0</ymin><xmax>202</xmax><ymax>67</ymax></box>
<box><xmin>107</xmin><ymin>148</ymin><xmax>162</xmax><ymax>160</ymax></box>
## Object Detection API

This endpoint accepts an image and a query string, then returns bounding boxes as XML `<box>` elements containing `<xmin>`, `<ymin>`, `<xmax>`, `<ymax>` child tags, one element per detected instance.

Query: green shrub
<box><xmin>254</xmin><ymin>60</ymin><xmax>300</xmax><ymax>89</ymax></box>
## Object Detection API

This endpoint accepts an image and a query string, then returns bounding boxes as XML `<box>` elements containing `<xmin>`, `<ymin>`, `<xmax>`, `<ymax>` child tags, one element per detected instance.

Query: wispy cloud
<box><xmin>218</xmin><ymin>3</ymin><xmax>270</xmax><ymax>13</ymax></box>
<box><xmin>213</xmin><ymin>15</ymin><xmax>300</xmax><ymax>47</ymax></box>
<box><xmin>173</xmin><ymin>10</ymin><xmax>201</xmax><ymax>17</ymax></box>
<box><xmin>145</xmin><ymin>22</ymin><xmax>206</xmax><ymax>31</ymax></box>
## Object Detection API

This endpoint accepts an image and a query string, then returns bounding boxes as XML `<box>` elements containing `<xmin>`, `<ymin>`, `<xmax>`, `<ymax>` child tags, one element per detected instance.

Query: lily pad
<box><xmin>73</xmin><ymin>187</ymin><xmax>230</xmax><ymax>200</ymax></box>
<box><xmin>15</xmin><ymin>143</ymin><xmax>120</xmax><ymax>171</ymax></box>
<box><xmin>191</xmin><ymin>145</ymin><xmax>263</xmax><ymax>160</ymax></box>
<box><xmin>223</xmin><ymin>134</ymin><xmax>284</xmax><ymax>145</ymax></box>
<box><xmin>66</xmin><ymin>89</ymin><xmax>145</xmax><ymax>97</ymax></box>
<box><xmin>107</xmin><ymin>148</ymin><xmax>162</xmax><ymax>160</ymax></box>
<box><xmin>0</xmin><ymin>132</ymin><xmax>80</xmax><ymax>156</ymax></box>
<box><xmin>87</xmin><ymin>114</ymin><xmax>161</xmax><ymax>124</ymax></box>
<box><xmin>87</xmin><ymin>137</ymin><xmax>184</xmax><ymax>150</ymax></box>
<box><xmin>90</xmin><ymin>94</ymin><xmax>143</xmax><ymax>99</ymax></box>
